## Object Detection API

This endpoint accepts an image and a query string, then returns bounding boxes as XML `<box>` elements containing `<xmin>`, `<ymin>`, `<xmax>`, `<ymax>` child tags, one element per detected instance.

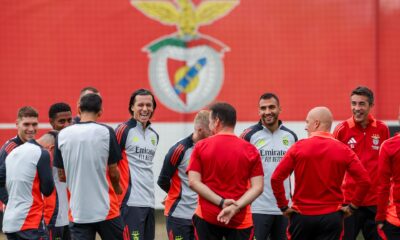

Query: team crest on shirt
<box><xmin>282</xmin><ymin>136</ymin><xmax>289</xmax><ymax>146</ymax></box>
<box><xmin>131</xmin><ymin>0</ymin><xmax>239</xmax><ymax>113</ymax></box>
<box><xmin>151</xmin><ymin>136</ymin><xmax>157</xmax><ymax>146</ymax></box>
<box><xmin>371</xmin><ymin>134</ymin><xmax>380</xmax><ymax>150</ymax></box>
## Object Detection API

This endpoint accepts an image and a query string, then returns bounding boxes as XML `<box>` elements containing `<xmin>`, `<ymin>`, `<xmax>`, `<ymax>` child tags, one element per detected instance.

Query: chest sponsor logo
<box><xmin>131</xmin><ymin>0</ymin><xmax>239</xmax><ymax>113</ymax></box>
<box><xmin>371</xmin><ymin>134</ymin><xmax>380</xmax><ymax>150</ymax></box>
<box><xmin>347</xmin><ymin>137</ymin><xmax>356</xmax><ymax>149</ymax></box>
<box><xmin>260</xmin><ymin>149</ymin><xmax>286</xmax><ymax>162</ymax></box>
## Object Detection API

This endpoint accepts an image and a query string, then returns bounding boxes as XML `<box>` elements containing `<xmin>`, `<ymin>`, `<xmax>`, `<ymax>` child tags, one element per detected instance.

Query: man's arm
<box><xmin>37</xmin><ymin>150</ymin><xmax>54</xmax><ymax>197</ymax></box>
<box><xmin>375</xmin><ymin>142</ymin><xmax>391</xmax><ymax>224</ymax></box>
<box><xmin>157</xmin><ymin>143</ymin><xmax>185</xmax><ymax>193</ymax></box>
<box><xmin>108</xmin><ymin>163</ymin><xmax>122</xmax><ymax>195</ymax></box>
<box><xmin>217</xmin><ymin>175</ymin><xmax>264</xmax><ymax>224</ymax></box>
<box><xmin>57</xmin><ymin>169</ymin><xmax>66</xmax><ymax>182</ymax></box>
<box><xmin>0</xmin><ymin>161</ymin><xmax>5</xmax><ymax>187</ymax></box>
<box><xmin>188</xmin><ymin>171</ymin><xmax>233</xmax><ymax>208</ymax></box>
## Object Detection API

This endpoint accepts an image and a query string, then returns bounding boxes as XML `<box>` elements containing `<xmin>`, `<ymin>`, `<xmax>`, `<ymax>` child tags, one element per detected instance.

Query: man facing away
<box><xmin>0</xmin><ymin>106</ymin><xmax>39</xmax><ymax>205</ymax></box>
<box><xmin>188</xmin><ymin>102</ymin><xmax>264</xmax><ymax>240</ymax></box>
<box><xmin>241</xmin><ymin>93</ymin><xmax>297</xmax><ymax>240</ymax></box>
<box><xmin>43</xmin><ymin>102</ymin><xmax>72</xmax><ymax>240</ymax></box>
<box><xmin>375</xmin><ymin>109</ymin><xmax>400</xmax><ymax>240</ymax></box>
<box><xmin>334</xmin><ymin>86</ymin><xmax>390</xmax><ymax>240</ymax></box>
<box><xmin>158</xmin><ymin>110</ymin><xmax>211</xmax><ymax>240</ymax></box>
<box><xmin>0</xmin><ymin>131</ymin><xmax>55</xmax><ymax>240</ymax></box>
<box><xmin>54</xmin><ymin>93</ymin><xmax>124</xmax><ymax>239</ymax></box>
<box><xmin>271</xmin><ymin>106</ymin><xmax>371</xmax><ymax>240</ymax></box>
<box><xmin>115</xmin><ymin>89</ymin><xmax>159</xmax><ymax>240</ymax></box>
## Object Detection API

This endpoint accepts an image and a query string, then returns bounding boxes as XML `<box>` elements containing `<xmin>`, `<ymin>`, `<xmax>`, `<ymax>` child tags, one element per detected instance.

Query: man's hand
<box><xmin>217</xmin><ymin>204</ymin><xmax>240</xmax><ymax>225</ymax></box>
<box><xmin>282</xmin><ymin>207</ymin><xmax>298</xmax><ymax>218</ymax></box>
<box><xmin>222</xmin><ymin>199</ymin><xmax>236</xmax><ymax>208</ymax></box>
<box><xmin>340</xmin><ymin>204</ymin><xmax>357</xmax><ymax>218</ymax></box>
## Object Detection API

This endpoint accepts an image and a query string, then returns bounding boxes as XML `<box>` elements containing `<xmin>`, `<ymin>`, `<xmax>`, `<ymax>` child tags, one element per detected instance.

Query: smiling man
<box><xmin>0</xmin><ymin>106</ymin><xmax>39</xmax><ymax>205</ymax></box>
<box><xmin>241</xmin><ymin>93</ymin><xmax>297</xmax><ymax>240</ymax></box>
<box><xmin>334</xmin><ymin>86</ymin><xmax>390</xmax><ymax>240</ymax></box>
<box><xmin>115</xmin><ymin>89</ymin><xmax>159</xmax><ymax>240</ymax></box>
<box><xmin>49</xmin><ymin>102</ymin><xmax>72</xmax><ymax>131</ymax></box>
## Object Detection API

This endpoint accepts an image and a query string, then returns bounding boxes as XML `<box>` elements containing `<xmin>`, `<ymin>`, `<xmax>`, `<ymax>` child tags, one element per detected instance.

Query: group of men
<box><xmin>0</xmin><ymin>85</ymin><xmax>398</xmax><ymax>240</ymax></box>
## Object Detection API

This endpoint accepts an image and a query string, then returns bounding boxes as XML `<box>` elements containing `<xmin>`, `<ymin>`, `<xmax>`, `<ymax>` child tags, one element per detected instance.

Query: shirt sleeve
<box><xmin>108</xmin><ymin>127</ymin><xmax>122</xmax><ymax>165</ymax></box>
<box><xmin>271</xmin><ymin>145</ymin><xmax>296</xmax><ymax>209</ymax></box>
<box><xmin>157</xmin><ymin>143</ymin><xmax>185</xmax><ymax>193</ymax></box>
<box><xmin>0</xmin><ymin>147</ymin><xmax>9</xmax><ymax>203</ymax></box>
<box><xmin>37</xmin><ymin>150</ymin><xmax>55</xmax><ymax>197</ymax></box>
<box><xmin>249</xmin><ymin>145</ymin><xmax>264</xmax><ymax>178</ymax></box>
<box><xmin>345</xmin><ymin>148</ymin><xmax>371</xmax><ymax>206</ymax></box>
<box><xmin>53</xmin><ymin>136</ymin><xmax>64</xmax><ymax>169</ymax></box>
<box><xmin>187</xmin><ymin>143</ymin><xmax>202</xmax><ymax>174</ymax></box>
<box><xmin>0</xmin><ymin>161</ymin><xmax>5</xmax><ymax>188</ymax></box>
<box><xmin>376</xmin><ymin>141</ymin><xmax>391</xmax><ymax>222</ymax></box>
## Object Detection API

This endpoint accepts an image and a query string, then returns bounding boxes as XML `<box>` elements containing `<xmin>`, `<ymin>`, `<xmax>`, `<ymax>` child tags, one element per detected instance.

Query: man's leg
<box><xmin>225</xmin><ymin>226</ymin><xmax>254</xmax><ymax>240</ymax></box>
<box><xmin>343</xmin><ymin>207</ymin><xmax>364</xmax><ymax>240</ymax></box>
<box><xmin>166</xmin><ymin>216</ymin><xmax>194</xmax><ymax>240</ymax></box>
<box><xmin>97</xmin><ymin>216</ymin><xmax>124</xmax><ymax>240</ymax></box>
<box><xmin>271</xmin><ymin>215</ymin><xmax>288</xmax><ymax>240</ymax></box>
<box><xmin>192</xmin><ymin>214</ymin><xmax>222</xmax><ymax>240</ymax></box>
<box><xmin>144</xmin><ymin>208</ymin><xmax>155</xmax><ymax>240</ymax></box>
<box><xmin>287</xmin><ymin>213</ymin><xmax>314</xmax><ymax>240</ymax></box>
<box><xmin>252</xmin><ymin>213</ymin><xmax>273</xmax><ymax>240</ymax></box>
<box><xmin>122</xmin><ymin>206</ymin><xmax>151</xmax><ymax>240</ymax></box>
<box><xmin>382</xmin><ymin>221</ymin><xmax>400</xmax><ymax>240</ymax></box>
<box><xmin>361</xmin><ymin>206</ymin><xmax>381</xmax><ymax>240</ymax></box>
<box><xmin>315</xmin><ymin>211</ymin><xmax>343</xmax><ymax>240</ymax></box>
<box><xmin>69</xmin><ymin>222</ymin><xmax>96</xmax><ymax>240</ymax></box>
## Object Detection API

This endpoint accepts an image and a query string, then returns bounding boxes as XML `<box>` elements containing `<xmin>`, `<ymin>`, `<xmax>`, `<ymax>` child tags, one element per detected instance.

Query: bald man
<box><xmin>271</xmin><ymin>107</ymin><xmax>371</xmax><ymax>240</ymax></box>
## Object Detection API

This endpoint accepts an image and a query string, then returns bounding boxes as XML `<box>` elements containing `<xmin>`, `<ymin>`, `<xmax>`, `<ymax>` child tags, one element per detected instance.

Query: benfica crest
<box><xmin>131</xmin><ymin>0</ymin><xmax>239</xmax><ymax>113</ymax></box>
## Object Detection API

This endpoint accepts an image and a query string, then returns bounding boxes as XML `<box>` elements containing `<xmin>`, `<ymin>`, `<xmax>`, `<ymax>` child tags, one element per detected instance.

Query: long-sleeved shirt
<box><xmin>334</xmin><ymin>115</ymin><xmax>389</xmax><ymax>206</ymax></box>
<box><xmin>376</xmin><ymin>134</ymin><xmax>400</xmax><ymax>226</ymax></box>
<box><xmin>271</xmin><ymin>131</ymin><xmax>371</xmax><ymax>215</ymax></box>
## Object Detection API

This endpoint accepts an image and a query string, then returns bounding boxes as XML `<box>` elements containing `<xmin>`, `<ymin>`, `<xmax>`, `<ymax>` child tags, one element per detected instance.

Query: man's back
<box><xmin>3</xmin><ymin>140</ymin><xmax>53</xmax><ymax>233</ymax></box>
<box><xmin>188</xmin><ymin>133</ymin><xmax>263</xmax><ymax>228</ymax></box>
<box><xmin>272</xmin><ymin>132</ymin><xmax>370</xmax><ymax>215</ymax></box>
<box><xmin>54</xmin><ymin>122</ymin><xmax>120</xmax><ymax>223</ymax></box>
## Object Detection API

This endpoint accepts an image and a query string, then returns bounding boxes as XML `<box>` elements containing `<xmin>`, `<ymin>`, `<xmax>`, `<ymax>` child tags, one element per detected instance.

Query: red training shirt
<box><xmin>334</xmin><ymin>115</ymin><xmax>389</xmax><ymax>206</ymax></box>
<box><xmin>187</xmin><ymin>133</ymin><xmax>264</xmax><ymax>229</ymax></box>
<box><xmin>271</xmin><ymin>131</ymin><xmax>371</xmax><ymax>215</ymax></box>
<box><xmin>376</xmin><ymin>134</ymin><xmax>400</xmax><ymax>226</ymax></box>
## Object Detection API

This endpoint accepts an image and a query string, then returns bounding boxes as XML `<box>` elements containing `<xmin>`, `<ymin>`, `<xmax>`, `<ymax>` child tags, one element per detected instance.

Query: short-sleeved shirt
<box><xmin>187</xmin><ymin>133</ymin><xmax>264</xmax><ymax>229</ymax></box>
<box><xmin>241</xmin><ymin>121</ymin><xmax>297</xmax><ymax>215</ymax></box>
<box><xmin>54</xmin><ymin>121</ymin><xmax>121</xmax><ymax>224</ymax></box>
<box><xmin>115</xmin><ymin>119</ymin><xmax>159</xmax><ymax>208</ymax></box>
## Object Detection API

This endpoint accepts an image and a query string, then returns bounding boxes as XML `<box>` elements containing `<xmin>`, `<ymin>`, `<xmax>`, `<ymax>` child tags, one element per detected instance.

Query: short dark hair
<box><xmin>209</xmin><ymin>102</ymin><xmax>236</xmax><ymax>127</ymax></box>
<box><xmin>79</xmin><ymin>93</ymin><xmax>102</xmax><ymax>114</ymax></box>
<box><xmin>48</xmin><ymin>102</ymin><xmax>71</xmax><ymax>119</ymax></box>
<box><xmin>17</xmin><ymin>106</ymin><xmax>39</xmax><ymax>119</ymax></box>
<box><xmin>351</xmin><ymin>86</ymin><xmax>374</xmax><ymax>105</ymax></box>
<box><xmin>259</xmin><ymin>92</ymin><xmax>280</xmax><ymax>106</ymax></box>
<box><xmin>80</xmin><ymin>86</ymin><xmax>99</xmax><ymax>95</ymax></box>
<box><xmin>128</xmin><ymin>89</ymin><xmax>157</xmax><ymax>115</ymax></box>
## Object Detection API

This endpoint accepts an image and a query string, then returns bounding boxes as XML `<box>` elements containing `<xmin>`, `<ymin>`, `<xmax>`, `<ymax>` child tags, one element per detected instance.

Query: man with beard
<box><xmin>115</xmin><ymin>89</ymin><xmax>159</xmax><ymax>240</ymax></box>
<box><xmin>241</xmin><ymin>93</ymin><xmax>297</xmax><ymax>240</ymax></box>
<box><xmin>334</xmin><ymin>86</ymin><xmax>390</xmax><ymax>240</ymax></box>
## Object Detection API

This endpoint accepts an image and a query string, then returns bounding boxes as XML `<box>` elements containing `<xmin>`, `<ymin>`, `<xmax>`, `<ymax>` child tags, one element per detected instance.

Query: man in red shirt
<box><xmin>334</xmin><ymin>86</ymin><xmax>390</xmax><ymax>240</ymax></box>
<box><xmin>188</xmin><ymin>102</ymin><xmax>264</xmax><ymax>240</ymax></box>
<box><xmin>271</xmin><ymin>106</ymin><xmax>371</xmax><ymax>240</ymax></box>
<box><xmin>375</xmin><ymin>131</ymin><xmax>400</xmax><ymax>239</ymax></box>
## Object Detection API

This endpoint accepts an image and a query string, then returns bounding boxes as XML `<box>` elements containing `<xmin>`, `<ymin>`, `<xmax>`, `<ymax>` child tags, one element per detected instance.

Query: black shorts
<box><xmin>6</xmin><ymin>229</ymin><xmax>43</xmax><ymax>240</ymax></box>
<box><xmin>69</xmin><ymin>216</ymin><xmax>124</xmax><ymax>240</ymax></box>
<box><xmin>121</xmin><ymin>206</ymin><xmax>155</xmax><ymax>240</ymax></box>
<box><xmin>48</xmin><ymin>225</ymin><xmax>70</xmax><ymax>240</ymax></box>
<box><xmin>252</xmin><ymin>213</ymin><xmax>287</xmax><ymax>240</ymax></box>
<box><xmin>166</xmin><ymin>216</ymin><xmax>194</xmax><ymax>240</ymax></box>
<box><xmin>288</xmin><ymin>211</ymin><xmax>343</xmax><ymax>240</ymax></box>
<box><xmin>192</xmin><ymin>214</ymin><xmax>254</xmax><ymax>240</ymax></box>
<box><xmin>380</xmin><ymin>221</ymin><xmax>400</xmax><ymax>240</ymax></box>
